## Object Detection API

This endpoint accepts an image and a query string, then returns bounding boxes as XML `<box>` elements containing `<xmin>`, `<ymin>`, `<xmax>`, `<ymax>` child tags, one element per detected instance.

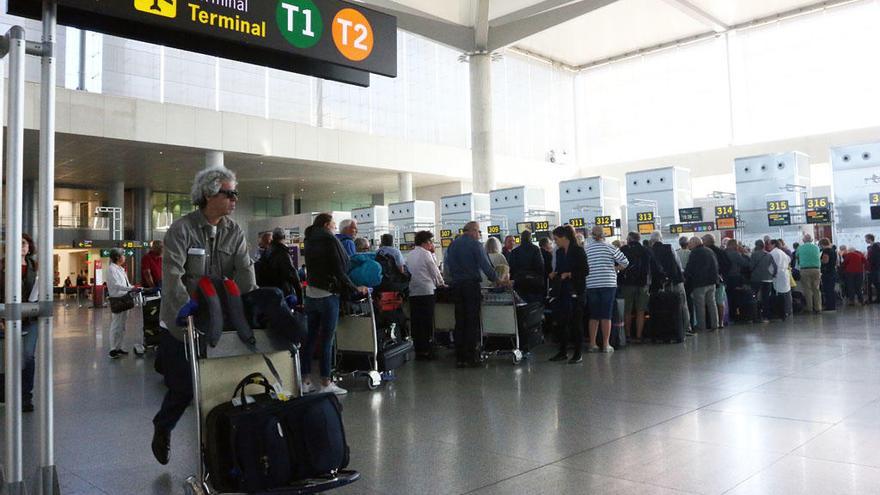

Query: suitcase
<box><xmin>770</xmin><ymin>291</ymin><xmax>792</xmax><ymax>320</ymax></box>
<box><xmin>732</xmin><ymin>288</ymin><xmax>758</xmax><ymax>323</ymax></box>
<box><xmin>516</xmin><ymin>302</ymin><xmax>545</xmax><ymax>352</ymax></box>
<box><xmin>378</xmin><ymin>339</ymin><xmax>414</xmax><ymax>371</ymax></box>
<box><xmin>647</xmin><ymin>288</ymin><xmax>684</xmax><ymax>343</ymax></box>
<box><xmin>204</xmin><ymin>374</ymin><xmax>350</xmax><ymax>493</ymax></box>
<box><xmin>142</xmin><ymin>297</ymin><xmax>162</xmax><ymax>347</ymax></box>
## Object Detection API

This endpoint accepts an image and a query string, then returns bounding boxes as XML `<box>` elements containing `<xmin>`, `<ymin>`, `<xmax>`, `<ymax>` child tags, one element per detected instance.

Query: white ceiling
<box><xmin>366</xmin><ymin>0</ymin><xmax>842</xmax><ymax>67</ymax></box>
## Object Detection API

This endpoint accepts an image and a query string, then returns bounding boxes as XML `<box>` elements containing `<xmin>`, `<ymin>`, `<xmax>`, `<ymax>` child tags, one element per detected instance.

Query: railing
<box><xmin>53</xmin><ymin>216</ymin><xmax>109</xmax><ymax>230</ymax></box>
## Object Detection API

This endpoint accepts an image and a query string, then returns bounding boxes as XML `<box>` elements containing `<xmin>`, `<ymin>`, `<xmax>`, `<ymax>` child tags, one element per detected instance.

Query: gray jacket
<box><xmin>750</xmin><ymin>249</ymin><xmax>778</xmax><ymax>283</ymax></box>
<box><xmin>161</xmin><ymin>209</ymin><xmax>257</xmax><ymax>340</ymax></box>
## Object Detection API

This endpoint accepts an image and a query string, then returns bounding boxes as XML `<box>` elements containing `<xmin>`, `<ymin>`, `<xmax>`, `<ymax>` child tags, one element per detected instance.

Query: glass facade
<box><xmin>152</xmin><ymin>192</ymin><xmax>195</xmax><ymax>231</ymax></box>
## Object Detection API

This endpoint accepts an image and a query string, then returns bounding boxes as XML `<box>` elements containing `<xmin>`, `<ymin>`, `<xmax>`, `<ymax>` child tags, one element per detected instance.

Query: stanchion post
<box><xmin>38</xmin><ymin>1</ymin><xmax>59</xmax><ymax>493</ymax></box>
<box><xmin>4</xmin><ymin>24</ymin><xmax>28</xmax><ymax>495</ymax></box>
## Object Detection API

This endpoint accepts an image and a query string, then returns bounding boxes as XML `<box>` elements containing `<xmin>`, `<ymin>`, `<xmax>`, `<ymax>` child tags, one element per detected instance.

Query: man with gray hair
<box><xmin>649</xmin><ymin>231</ymin><xmax>691</xmax><ymax>337</ymax></box>
<box><xmin>336</xmin><ymin>218</ymin><xmax>358</xmax><ymax>258</ymax></box>
<box><xmin>795</xmin><ymin>232</ymin><xmax>822</xmax><ymax>313</ymax></box>
<box><xmin>151</xmin><ymin>165</ymin><xmax>256</xmax><ymax>466</ymax></box>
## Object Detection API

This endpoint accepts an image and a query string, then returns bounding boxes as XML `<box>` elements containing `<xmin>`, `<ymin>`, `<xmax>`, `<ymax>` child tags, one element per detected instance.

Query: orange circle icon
<box><xmin>332</xmin><ymin>8</ymin><xmax>374</xmax><ymax>62</ymax></box>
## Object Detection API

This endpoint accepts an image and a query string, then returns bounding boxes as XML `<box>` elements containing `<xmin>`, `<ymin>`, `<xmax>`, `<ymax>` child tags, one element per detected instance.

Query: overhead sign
<box><xmin>595</xmin><ymin>216</ymin><xmax>612</xmax><ymax>227</ymax></box>
<box><xmin>516</xmin><ymin>222</ymin><xmax>535</xmax><ymax>234</ymax></box>
<box><xmin>678</xmin><ymin>208</ymin><xmax>702</xmax><ymax>223</ymax></box>
<box><xmin>487</xmin><ymin>225</ymin><xmax>502</xmax><ymax>235</ymax></box>
<box><xmin>73</xmin><ymin>240</ymin><xmax>150</xmax><ymax>249</ymax></box>
<box><xmin>568</xmin><ymin>218</ymin><xmax>585</xmax><ymax>228</ymax></box>
<box><xmin>9</xmin><ymin>0</ymin><xmax>398</xmax><ymax>86</ymax></box>
<box><xmin>715</xmin><ymin>205</ymin><xmax>736</xmax><ymax>219</ymax></box>
<box><xmin>805</xmin><ymin>197</ymin><xmax>828</xmax><ymax>210</ymax></box>
<box><xmin>870</xmin><ymin>193</ymin><xmax>880</xmax><ymax>206</ymax></box>
<box><xmin>669</xmin><ymin>222</ymin><xmax>715</xmax><ymax>235</ymax></box>
<box><xmin>636</xmin><ymin>211</ymin><xmax>654</xmax><ymax>223</ymax></box>
<box><xmin>601</xmin><ymin>226</ymin><xmax>614</xmax><ymax>238</ymax></box>
<box><xmin>716</xmin><ymin>217</ymin><xmax>737</xmax><ymax>230</ymax></box>
<box><xmin>403</xmin><ymin>232</ymin><xmax>416</xmax><ymax>243</ymax></box>
<box><xmin>637</xmin><ymin>223</ymin><xmax>655</xmax><ymax>235</ymax></box>
<box><xmin>439</xmin><ymin>230</ymin><xmax>453</xmax><ymax>239</ymax></box>
<box><xmin>806</xmin><ymin>209</ymin><xmax>830</xmax><ymax>224</ymax></box>
<box><xmin>440</xmin><ymin>238</ymin><xmax>452</xmax><ymax>249</ymax></box>
<box><xmin>534</xmin><ymin>221</ymin><xmax>551</xmax><ymax>232</ymax></box>
<box><xmin>766</xmin><ymin>200</ymin><xmax>790</xmax><ymax>212</ymax></box>
<box><xmin>768</xmin><ymin>212</ymin><xmax>792</xmax><ymax>226</ymax></box>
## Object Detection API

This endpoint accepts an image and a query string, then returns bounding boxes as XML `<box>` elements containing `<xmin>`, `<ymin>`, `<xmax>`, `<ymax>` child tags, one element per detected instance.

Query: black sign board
<box><xmin>714</xmin><ymin>205</ymin><xmax>736</xmax><ymax>219</ymax></box>
<box><xmin>766</xmin><ymin>200</ymin><xmax>790</xmax><ymax>212</ymax></box>
<box><xmin>636</xmin><ymin>211</ymin><xmax>654</xmax><ymax>223</ymax></box>
<box><xmin>806</xmin><ymin>209</ymin><xmax>830</xmax><ymax>224</ymax></box>
<box><xmin>439</xmin><ymin>230</ymin><xmax>453</xmax><ymax>239</ymax></box>
<box><xmin>871</xmin><ymin>193</ymin><xmax>880</xmax><ymax>206</ymax></box>
<box><xmin>73</xmin><ymin>240</ymin><xmax>150</xmax><ymax>249</ymax></box>
<box><xmin>568</xmin><ymin>218</ymin><xmax>585</xmax><ymax>228</ymax></box>
<box><xmin>871</xmin><ymin>206</ymin><xmax>880</xmax><ymax>221</ymax></box>
<box><xmin>594</xmin><ymin>216</ymin><xmax>612</xmax><ymax>226</ymax></box>
<box><xmin>9</xmin><ymin>0</ymin><xmax>398</xmax><ymax>86</ymax></box>
<box><xmin>768</xmin><ymin>212</ymin><xmax>792</xmax><ymax>227</ymax></box>
<box><xmin>678</xmin><ymin>208</ymin><xmax>703</xmax><ymax>223</ymax></box>
<box><xmin>487</xmin><ymin>225</ymin><xmax>502</xmax><ymax>235</ymax></box>
<box><xmin>805</xmin><ymin>197</ymin><xmax>829</xmax><ymax>210</ymax></box>
<box><xmin>516</xmin><ymin>222</ymin><xmax>535</xmax><ymax>234</ymax></box>
<box><xmin>534</xmin><ymin>221</ymin><xmax>551</xmax><ymax>232</ymax></box>
<box><xmin>669</xmin><ymin>222</ymin><xmax>715</xmax><ymax>235</ymax></box>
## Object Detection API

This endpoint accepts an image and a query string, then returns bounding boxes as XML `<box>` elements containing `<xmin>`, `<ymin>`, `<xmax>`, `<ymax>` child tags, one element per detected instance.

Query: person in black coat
<box><xmin>539</xmin><ymin>237</ymin><xmax>554</xmax><ymax>285</ymax></box>
<box><xmin>508</xmin><ymin>230</ymin><xmax>545</xmax><ymax>304</ymax></box>
<box><xmin>548</xmin><ymin>225</ymin><xmax>588</xmax><ymax>364</ymax></box>
<box><xmin>257</xmin><ymin>228</ymin><xmax>303</xmax><ymax>304</ymax></box>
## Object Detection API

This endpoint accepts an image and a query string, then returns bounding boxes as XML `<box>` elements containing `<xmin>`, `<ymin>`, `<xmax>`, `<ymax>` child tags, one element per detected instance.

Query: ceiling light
<box><xmin>159</xmin><ymin>151</ymin><xmax>163</xmax><ymax>155</ymax></box>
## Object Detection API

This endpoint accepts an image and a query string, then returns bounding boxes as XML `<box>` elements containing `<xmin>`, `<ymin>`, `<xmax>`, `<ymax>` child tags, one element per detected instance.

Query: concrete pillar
<box><xmin>398</xmin><ymin>172</ymin><xmax>413</xmax><ymax>202</ymax></box>
<box><xmin>469</xmin><ymin>53</ymin><xmax>495</xmax><ymax>193</ymax></box>
<box><xmin>371</xmin><ymin>193</ymin><xmax>385</xmax><ymax>206</ymax></box>
<box><xmin>283</xmin><ymin>192</ymin><xmax>297</xmax><ymax>216</ymax></box>
<box><xmin>206</xmin><ymin>150</ymin><xmax>224</xmax><ymax>169</ymax></box>
<box><xmin>108</xmin><ymin>181</ymin><xmax>124</xmax><ymax>240</ymax></box>
<box><xmin>22</xmin><ymin>179</ymin><xmax>36</xmax><ymax>238</ymax></box>
<box><xmin>133</xmin><ymin>187</ymin><xmax>152</xmax><ymax>283</ymax></box>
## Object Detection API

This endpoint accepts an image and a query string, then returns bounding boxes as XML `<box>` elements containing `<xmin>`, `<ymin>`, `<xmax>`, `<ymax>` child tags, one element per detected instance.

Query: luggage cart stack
<box><xmin>182</xmin><ymin>318</ymin><xmax>359</xmax><ymax>495</ymax></box>
<box><xmin>480</xmin><ymin>288</ymin><xmax>524</xmax><ymax>364</ymax></box>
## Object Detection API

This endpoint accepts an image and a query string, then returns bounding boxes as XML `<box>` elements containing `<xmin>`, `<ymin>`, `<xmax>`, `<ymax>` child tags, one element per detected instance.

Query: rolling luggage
<box><xmin>732</xmin><ymin>288</ymin><xmax>758</xmax><ymax>323</ymax></box>
<box><xmin>647</xmin><ymin>287</ymin><xmax>684</xmax><ymax>343</ymax></box>
<box><xmin>142</xmin><ymin>294</ymin><xmax>162</xmax><ymax>347</ymax></box>
<box><xmin>378</xmin><ymin>339</ymin><xmax>414</xmax><ymax>371</ymax></box>
<box><xmin>516</xmin><ymin>301</ymin><xmax>544</xmax><ymax>351</ymax></box>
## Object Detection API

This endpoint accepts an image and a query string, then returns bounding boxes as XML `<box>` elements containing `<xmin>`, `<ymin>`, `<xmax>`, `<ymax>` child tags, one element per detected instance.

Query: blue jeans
<box><xmin>303</xmin><ymin>295</ymin><xmax>340</xmax><ymax>379</ymax></box>
<box><xmin>1</xmin><ymin>320</ymin><xmax>38</xmax><ymax>400</ymax></box>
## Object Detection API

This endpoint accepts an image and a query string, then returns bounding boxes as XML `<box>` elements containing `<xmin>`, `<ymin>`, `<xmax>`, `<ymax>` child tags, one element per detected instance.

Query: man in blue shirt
<box><xmin>335</xmin><ymin>219</ymin><xmax>358</xmax><ymax>258</ymax></box>
<box><xmin>445</xmin><ymin>221</ymin><xmax>501</xmax><ymax>367</ymax></box>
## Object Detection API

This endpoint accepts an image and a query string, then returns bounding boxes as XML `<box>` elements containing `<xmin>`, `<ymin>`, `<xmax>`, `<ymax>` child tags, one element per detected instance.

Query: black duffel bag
<box><xmin>108</xmin><ymin>292</ymin><xmax>135</xmax><ymax>314</ymax></box>
<box><xmin>205</xmin><ymin>372</ymin><xmax>351</xmax><ymax>493</ymax></box>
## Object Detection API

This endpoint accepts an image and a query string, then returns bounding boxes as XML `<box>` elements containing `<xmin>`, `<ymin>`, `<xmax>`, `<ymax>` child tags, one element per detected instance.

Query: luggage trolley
<box><xmin>481</xmin><ymin>288</ymin><xmax>524</xmax><ymax>364</ymax></box>
<box><xmin>334</xmin><ymin>292</ymin><xmax>384</xmax><ymax>390</ymax></box>
<box><xmin>134</xmin><ymin>288</ymin><xmax>161</xmax><ymax>357</ymax></box>
<box><xmin>182</xmin><ymin>318</ymin><xmax>359</xmax><ymax>494</ymax></box>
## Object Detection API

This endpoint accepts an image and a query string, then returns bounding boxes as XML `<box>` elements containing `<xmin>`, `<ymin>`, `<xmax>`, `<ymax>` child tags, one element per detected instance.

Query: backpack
<box><xmin>375</xmin><ymin>251</ymin><xmax>411</xmax><ymax>294</ymax></box>
<box><xmin>348</xmin><ymin>253</ymin><xmax>383</xmax><ymax>288</ymax></box>
<box><xmin>620</xmin><ymin>245</ymin><xmax>649</xmax><ymax>286</ymax></box>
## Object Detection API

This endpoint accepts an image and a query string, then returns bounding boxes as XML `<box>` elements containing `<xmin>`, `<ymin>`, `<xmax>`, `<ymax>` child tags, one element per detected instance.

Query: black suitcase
<box><xmin>647</xmin><ymin>289</ymin><xmax>684</xmax><ymax>343</ymax></box>
<box><xmin>205</xmin><ymin>375</ymin><xmax>351</xmax><ymax>493</ymax></box>
<box><xmin>516</xmin><ymin>302</ymin><xmax>545</xmax><ymax>351</ymax></box>
<box><xmin>378</xmin><ymin>339</ymin><xmax>414</xmax><ymax>371</ymax></box>
<box><xmin>732</xmin><ymin>288</ymin><xmax>757</xmax><ymax>323</ymax></box>
<box><xmin>142</xmin><ymin>297</ymin><xmax>162</xmax><ymax>347</ymax></box>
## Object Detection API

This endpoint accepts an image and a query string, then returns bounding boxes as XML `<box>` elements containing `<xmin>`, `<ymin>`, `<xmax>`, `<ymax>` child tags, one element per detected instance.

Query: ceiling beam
<box><xmin>659</xmin><ymin>0</ymin><xmax>728</xmax><ymax>32</ymax></box>
<box><xmin>488</xmin><ymin>0</ymin><xmax>618</xmax><ymax>52</ymax></box>
<box><xmin>356</xmin><ymin>0</ymin><xmax>476</xmax><ymax>52</ymax></box>
<box><xmin>474</xmin><ymin>0</ymin><xmax>490</xmax><ymax>50</ymax></box>
<box><xmin>489</xmin><ymin>0</ymin><xmax>581</xmax><ymax>28</ymax></box>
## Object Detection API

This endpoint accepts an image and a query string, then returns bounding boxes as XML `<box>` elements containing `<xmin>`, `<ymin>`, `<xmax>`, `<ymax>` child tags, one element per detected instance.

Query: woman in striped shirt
<box><xmin>586</xmin><ymin>226</ymin><xmax>629</xmax><ymax>352</ymax></box>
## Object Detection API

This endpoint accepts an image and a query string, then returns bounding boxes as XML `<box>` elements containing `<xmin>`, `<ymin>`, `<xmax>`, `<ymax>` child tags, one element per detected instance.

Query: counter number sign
<box><xmin>637</xmin><ymin>212</ymin><xmax>654</xmax><ymax>223</ymax></box>
<box><xmin>871</xmin><ymin>193</ymin><xmax>880</xmax><ymax>206</ymax></box>
<box><xmin>534</xmin><ymin>221</ymin><xmax>550</xmax><ymax>232</ymax></box>
<box><xmin>806</xmin><ymin>197</ymin><xmax>828</xmax><ymax>210</ymax></box>
<box><xmin>569</xmin><ymin>218</ymin><xmax>585</xmax><ymax>228</ymax></box>
<box><xmin>767</xmin><ymin>200</ymin><xmax>790</xmax><ymax>212</ymax></box>
<box><xmin>487</xmin><ymin>225</ymin><xmax>501</xmax><ymax>235</ymax></box>
<box><xmin>595</xmin><ymin>216</ymin><xmax>612</xmax><ymax>226</ymax></box>
<box><xmin>715</xmin><ymin>205</ymin><xmax>735</xmax><ymax>219</ymax></box>
<box><xmin>440</xmin><ymin>230</ymin><xmax>453</xmax><ymax>239</ymax></box>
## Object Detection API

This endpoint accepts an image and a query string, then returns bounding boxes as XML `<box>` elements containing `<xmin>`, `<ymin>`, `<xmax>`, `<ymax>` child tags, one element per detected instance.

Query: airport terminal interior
<box><xmin>3</xmin><ymin>0</ymin><xmax>880</xmax><ymax>494</ymax></box>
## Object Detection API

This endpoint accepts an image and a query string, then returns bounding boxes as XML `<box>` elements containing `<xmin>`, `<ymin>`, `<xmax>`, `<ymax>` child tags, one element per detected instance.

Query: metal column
<box><xmin>38</xmin><ymin>1</ymin><xmax>60</xmax><ymax>493</ymax></box>
<box><xmin>3</xmin><ymin>24</ymin><xmax>28</xmax><ymax>495</ymax></box>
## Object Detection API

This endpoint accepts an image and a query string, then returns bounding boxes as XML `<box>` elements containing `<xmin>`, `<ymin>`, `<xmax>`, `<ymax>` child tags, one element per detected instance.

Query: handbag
<box><xmin>109</xmin><ymin>292</ymin><xmax>135</xmax><ymax>314</ymax></box>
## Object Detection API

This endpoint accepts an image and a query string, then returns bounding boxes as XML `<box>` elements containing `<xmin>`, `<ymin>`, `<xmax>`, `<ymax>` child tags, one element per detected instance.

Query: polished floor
<box><xmin>6</xmin><ymin>300</ymin><xmax>880</xmax><ymax>494</ymax></box>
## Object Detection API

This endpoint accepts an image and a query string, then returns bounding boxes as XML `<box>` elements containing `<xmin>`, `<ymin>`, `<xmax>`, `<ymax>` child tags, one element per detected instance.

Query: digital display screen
<box><xmin>403</xmin><ymin>232</ymin><xmax>416</xmax><ymax>243</ymax></box>
<box><xmin>440</xmin><ymin>239</ymin><xmax>452</xmax><ymax>248</ymax></box>
<box><xmin>516</xmin><ymin>222</ymin><xmax>535</xmax><ymax>234</ymax></box>
<box><xmin>806</xmin><ymin>209</ymin><xmax>830</xmax><ymax>224</ymax></box>
<box><xmin>678</xmin><ymin>208</ymin><xmax>703</xmax><ymax>223</ymax></box>
<box><xmin>399</xmin><ymin>244</ymin><xmax>414</xmax><ymax>252</ymax></box>
<box><xmin>766</xmin><ymin>200</ymin><xmax>790</xmax><ymax>212</ymax></box>
<box><xmin>637</xmin><ymin>223</ymin><xmax>655</xmax><ymax>235</ymax></box>
<box><xmin>636</xmin><ymin>212</ymin><xmax>654</xmax><ymax>223</ymax></box>
<box><xmin>768</xmin><ymin>212</ymin><xmax>792</xmax><ymax>226</ymax></box>
<box><xmin>568</xmin><ymin>218</ymin><xmax>585</xmax><ymax>228</ymax></box>
<box><xmin>715</xmin><ymin>205</ymin><xmax>736</xmax><ymax>219</ymax></box>
<box><xmin>716</xmin><ymin>217</ymin><xmax>737</xmax><ymax>230</ymax></box>
<box><xmin>602</xmin><ymin>226</ymin><xmax>614</xmax><ymax>238</ymax></box>
<box><xmin>595</xmin><ymin>216</ymin><xmax>612</xmax><ymax>226</ymax></box>
<box><xmin>871</xmin><ymin>206</ymin><xmax>880</xmax><ymax>220</ymax></box>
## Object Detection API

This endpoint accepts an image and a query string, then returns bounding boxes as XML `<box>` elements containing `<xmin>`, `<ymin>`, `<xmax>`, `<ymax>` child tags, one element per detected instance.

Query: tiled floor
<box><xmin>6</xmin><ymin>301</ymin><xmax>880</xmax><ymax>494</ymax></box>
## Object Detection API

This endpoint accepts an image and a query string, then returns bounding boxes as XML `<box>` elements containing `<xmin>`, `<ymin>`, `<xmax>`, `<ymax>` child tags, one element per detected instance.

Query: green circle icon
<box><xmin>276</xmin><ymin>0</ymin><xmax>323</xmax><ymax>49</ymax></box>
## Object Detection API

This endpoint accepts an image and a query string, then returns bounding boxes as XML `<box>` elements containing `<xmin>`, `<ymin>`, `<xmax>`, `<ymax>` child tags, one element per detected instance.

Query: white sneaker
<box><xmin>321</xmin><ymin>382</ymin><xmax>348</xmax><ymax>396</ymax></box>
<box><xmin>301</xmin><ymin>382</ymin><xmax>316</xmax><ymax>395</ymax></box>
<box><xmin>602</xmin><ymin>346</ymin><xmax>615</xmax><ymax>354</ymax></box>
